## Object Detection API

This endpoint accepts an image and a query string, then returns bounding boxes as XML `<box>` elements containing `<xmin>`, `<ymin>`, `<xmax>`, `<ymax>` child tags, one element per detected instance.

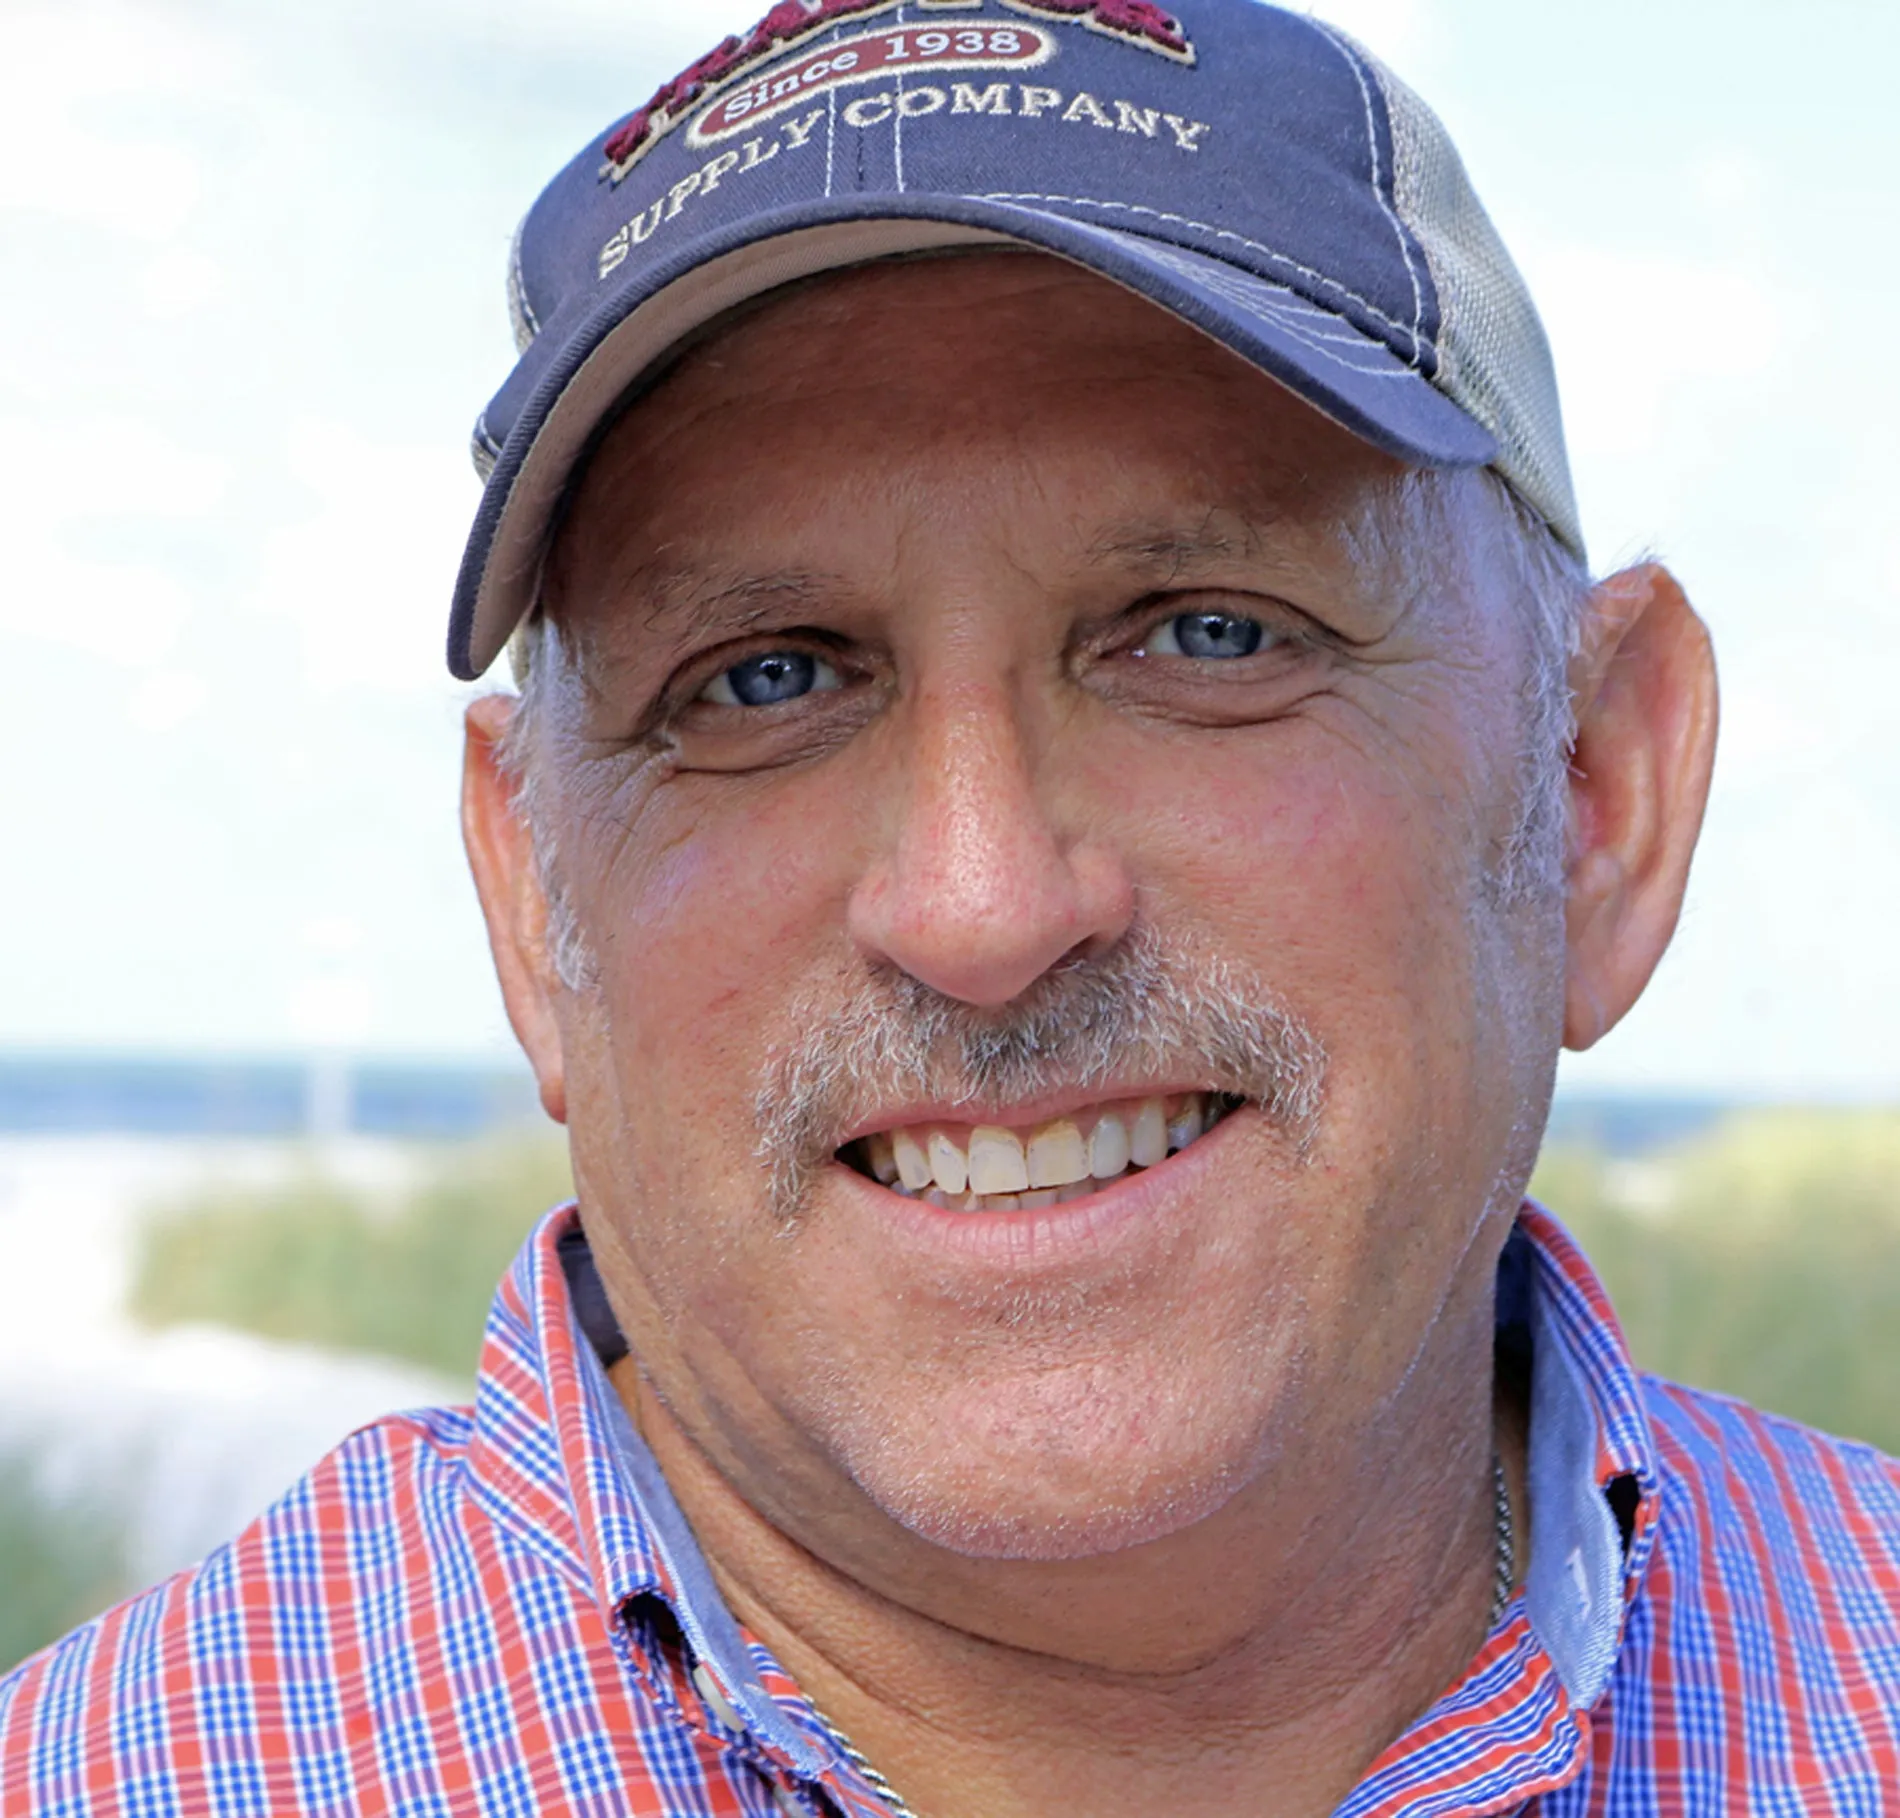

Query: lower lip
<box><xmin>829</xmin><ymin>1107</ymin><xmax>1250</xmax><ymax>1269</ymax></box>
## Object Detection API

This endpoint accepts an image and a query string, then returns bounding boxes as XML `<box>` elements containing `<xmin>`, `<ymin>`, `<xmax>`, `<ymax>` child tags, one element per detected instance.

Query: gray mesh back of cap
<box><xmin>1355</xmin><ymin>43</ymin><xmax>1584</xmax><ymax>563</ymax></box>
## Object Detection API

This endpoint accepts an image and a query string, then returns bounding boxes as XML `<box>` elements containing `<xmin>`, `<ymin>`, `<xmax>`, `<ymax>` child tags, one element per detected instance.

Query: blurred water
<box><xmin>0</xmin><ymin>1054</ymin><xmax>540</xmax><ymax>1139</ymax></box>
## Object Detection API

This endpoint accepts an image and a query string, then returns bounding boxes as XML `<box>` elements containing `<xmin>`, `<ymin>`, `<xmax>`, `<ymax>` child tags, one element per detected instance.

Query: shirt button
<box><xmin>691</xmin><ymin>1660</ymin><xmax>747</xmax><ymax>1734</ymax></box>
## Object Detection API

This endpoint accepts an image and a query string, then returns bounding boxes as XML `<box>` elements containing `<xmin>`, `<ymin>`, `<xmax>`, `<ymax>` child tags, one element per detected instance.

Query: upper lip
<box><xmin>832</xmin><ymin>1081</ymin><xmax>1238</xmax><ymax>1148</ymax></box>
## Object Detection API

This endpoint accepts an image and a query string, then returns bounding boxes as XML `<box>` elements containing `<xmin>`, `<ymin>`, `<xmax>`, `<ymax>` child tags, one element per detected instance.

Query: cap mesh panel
<box><xmin>1363</xmin><ymin>50</ymin><xmax>1584</xmax><ymax>560</ymax></box>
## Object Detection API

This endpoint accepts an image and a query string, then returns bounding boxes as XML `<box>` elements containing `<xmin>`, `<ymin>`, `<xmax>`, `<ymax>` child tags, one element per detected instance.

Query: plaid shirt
<box><xmin>5</xmin><ymin>1203</ymin><xmax>1898</xmax><ymax>1815</ymax></box>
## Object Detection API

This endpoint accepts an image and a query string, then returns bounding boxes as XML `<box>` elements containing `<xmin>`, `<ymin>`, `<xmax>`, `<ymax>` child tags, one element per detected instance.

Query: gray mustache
<box><xmin>754</xmin><ymin>922</ymin><xmax>1327</xmax><ymax>1220</ymax></box>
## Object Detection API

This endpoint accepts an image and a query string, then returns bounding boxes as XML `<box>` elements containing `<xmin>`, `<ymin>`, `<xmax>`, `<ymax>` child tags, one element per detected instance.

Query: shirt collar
<box><xmin>472</xmin><ymin>1202</ymin><xmax>831</xmax><ymax>1776</ymax></box>
<box><xmin>568</xmin><ymin>1300</ymin><xmax>831</xmax><ymax>1773</ymax></box>
<box><xmin>1513</xmin><ymin>1203</ymin><xmax>1660</xmax><ymax>1705</ymax></box>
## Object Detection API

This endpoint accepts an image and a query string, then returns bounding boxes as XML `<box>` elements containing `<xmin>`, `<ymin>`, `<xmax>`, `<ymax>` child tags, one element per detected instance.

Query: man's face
<box><xmin>516</xmin><ymin>253</ymin><xmax>1565</xmax><ymax>1567</ymax></box>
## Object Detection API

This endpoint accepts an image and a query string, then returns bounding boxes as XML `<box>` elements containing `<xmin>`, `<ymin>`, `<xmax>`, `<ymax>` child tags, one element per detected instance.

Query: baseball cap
<box><xmin>448</xmin><ymin>0</ymin><xmax>1579</xmax><ymax>681</ymax></box>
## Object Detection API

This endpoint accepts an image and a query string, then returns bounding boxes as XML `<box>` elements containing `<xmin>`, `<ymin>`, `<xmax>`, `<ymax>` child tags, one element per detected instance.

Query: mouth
<box><xmin>839</xmin><ymin>1091</ymin><xmax>1246</xmax><ymax>1214</ymax></box>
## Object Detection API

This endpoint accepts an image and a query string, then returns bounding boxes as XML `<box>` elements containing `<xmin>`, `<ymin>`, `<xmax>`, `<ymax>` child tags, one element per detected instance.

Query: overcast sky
<box><xmin>4</xmin><ymin>0</ymin><xmax>1897</xmax><ymax>1095</ymax></box>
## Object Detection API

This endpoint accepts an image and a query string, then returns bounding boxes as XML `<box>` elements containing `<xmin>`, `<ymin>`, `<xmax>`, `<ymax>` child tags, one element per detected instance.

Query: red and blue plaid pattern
<box><xmin>5</xmin><ymin>1202</ymin><xmax>1897</xmax><ymax>1814</ymax></box>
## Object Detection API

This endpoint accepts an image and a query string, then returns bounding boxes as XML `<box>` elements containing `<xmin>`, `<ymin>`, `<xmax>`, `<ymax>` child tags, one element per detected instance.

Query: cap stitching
<box><xmin>1134</xmin><ymin>245</ymin><xmax>1424</xmax><ymax>380</ymax></box>
<box><xmin>824</xmin><ymin>60</ymin><xmax>838</xmax><ymax>195</ymax></box>
<box><xmin>506</xmin><ymin>219</ymin><xmax>544</xmax><ymax>356</ymax></box>
<box><xmin>893</xmin><ymin>2</ymin><xmax>908</xmax><ymax>192</ymax></box>
<box><xmin>470</xmin><ymin>412</ymin><xmax>503</xmax><ymax>481</ymax></box>
<box><xmin>515</xmin><ymin>237</ymin><xmax>543</xmax><ymax>338</ymax></box>
<box><xmin>973</xmin><ymin>191</ymin><xmax>1433</xmax><ymax>349</ymax></box>
<box><xmin>1303</xmin><ymin>17</ymin><xmax>1425</xmax><ymax>368</ymax></box>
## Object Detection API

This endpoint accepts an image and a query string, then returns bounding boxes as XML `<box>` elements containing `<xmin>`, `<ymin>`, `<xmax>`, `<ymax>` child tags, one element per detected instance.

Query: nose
<box><xmin>846</xmin><ymin>677</ymin><xmax>1135</xmax><ymax>1006</ymax></box>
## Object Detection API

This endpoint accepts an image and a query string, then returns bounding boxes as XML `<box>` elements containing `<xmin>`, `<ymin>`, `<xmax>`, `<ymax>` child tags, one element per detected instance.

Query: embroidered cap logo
<box><xmin>599</xmin><ymin>0</ymin><xmax>1194</xmax><ymax>182</ymax></box>
<box><xmin>684</xmin><ymin>21</ymin><xmax>1056</xmax><ymax>148</ymax></box>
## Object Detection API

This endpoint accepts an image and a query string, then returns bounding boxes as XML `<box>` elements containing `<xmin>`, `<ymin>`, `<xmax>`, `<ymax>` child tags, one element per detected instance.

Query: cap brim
<box><xmin>449</xmin><ymin>196</ymin><xmax>1497</xmax><ymax>680</ymax></box>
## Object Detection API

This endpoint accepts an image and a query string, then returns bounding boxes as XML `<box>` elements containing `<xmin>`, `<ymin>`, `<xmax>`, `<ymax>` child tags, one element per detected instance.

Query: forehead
<box><xmin>583</xmin><ymin>250</ymin><xmax>1388</xmax><ymax>476</ymax></box>
<box><xmin>543</xmin><ymin>251</ymin><xmax>1486</xmax><ymax>640</ymax></box>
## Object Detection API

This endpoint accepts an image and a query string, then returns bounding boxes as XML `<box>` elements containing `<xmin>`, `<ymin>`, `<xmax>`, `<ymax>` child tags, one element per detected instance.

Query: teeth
<box><xmin>968</xmin><ymin>1126</ymin><xmax>1030</xmax><ymax>1196</ymax></box>
<box><xmin>928</xmin><ymin>1130</ymin><xmax>968</xmax><ymax>1195</ymax></box>
<box><xmin>1130</xmin><ymin>1100</ymin><xmax>1169</xmax><ymax>1168</ymax></box>
<box><xmin>892</xmin><ymin>1128</ymin><xmax>934</xmax><ymax>1193</ymax></box>
<box><xmin>1089</xmin><ymin>1113</ymin><xmax>1129</xmax><ymax>1179</ymax></box>
<box><xmin>1026</xmin><ymin>1119</ymin><xmax>1089</xmax><ymax>1189</ymax></box>
<box><xmin>861</xmin><ymin>1091</ymin><xmax>1235</xmax><ymax>1209</ymax></box>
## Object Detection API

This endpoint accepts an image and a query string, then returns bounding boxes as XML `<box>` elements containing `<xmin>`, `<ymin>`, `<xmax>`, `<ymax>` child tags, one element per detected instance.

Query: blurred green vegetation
<box><xmin>124</xmin><ymin>1112</ymin><xmax>1900</xmax><ymax>1453</ymax></box>
<box><xmin>1531</xmin><ymin>1108</ymin><xmax>1900</xmax><ymax>1455</ymax></box>
<box><xmin>131</xmin><ymin>1136</ymin><xmax>572</xmax><ymax>1380</ymax></box>
<box><xmin>0</xmin><ymin>1452</ymin><xmax>126</xmax><ymax>1674</ymax></box>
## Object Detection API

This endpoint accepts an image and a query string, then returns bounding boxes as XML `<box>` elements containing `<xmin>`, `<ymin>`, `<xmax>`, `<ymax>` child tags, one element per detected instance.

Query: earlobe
<box><xmin>461</xmin><ymin>695</ymin><xmax>570</xmax><ymax>1123</ymax></box>
<box><xmin>1562</xmin><ymin>564</ymin><xmax>1718</xmax><ymax>1051</ymax></box>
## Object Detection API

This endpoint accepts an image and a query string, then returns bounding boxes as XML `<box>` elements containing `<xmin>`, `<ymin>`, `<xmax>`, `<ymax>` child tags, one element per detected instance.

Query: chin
<box><xmin>868</xmin><ymin>1470</ymin><xmax>1247</xmax><ymax>1563</ymax></box>
<box><xmin>823</xmin><ymin>1368</ymin><xmax>1278</xmax><ymax>1563</ymax></box>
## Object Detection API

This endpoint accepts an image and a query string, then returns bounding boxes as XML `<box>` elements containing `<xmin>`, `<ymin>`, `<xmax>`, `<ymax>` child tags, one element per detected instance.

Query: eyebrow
<box><xmin>1084</xmin><ymin>511</ymin><xmax>1286</xmax><ymax>581</ymax></box>
<box><xmin>633</xmin><ymin>526</ymin><xmax>1274</xmax><ymax>620</ymax></box>
<box><xmin>1084</xmin><ymin>506</ymin><xmax>1402</xmax><ymax>649</ymax></box>
<box><xmin>553</xmin><ymin>558</ymin><xmax>849</xmax><ymax>709</ymax></box>
<box><xmin>594</xmin><ymin>561</ymin><xmax>844</xmax><ymax>645</ymax></box>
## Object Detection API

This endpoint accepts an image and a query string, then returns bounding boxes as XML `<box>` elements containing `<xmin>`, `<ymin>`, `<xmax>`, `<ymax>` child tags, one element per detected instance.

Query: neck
<box><xmin>614</xmin><ymin>1318</ymin><xmax>1527</xmax><ymax>1818</ymax></box>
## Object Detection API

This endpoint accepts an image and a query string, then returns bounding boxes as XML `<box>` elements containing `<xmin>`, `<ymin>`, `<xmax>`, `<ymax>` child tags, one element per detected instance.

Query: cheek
<box><xmin>560</xmin><ymin>774</ymin><xmax>868</xmax><ymax>1240</ymax></box>
<box><xmin>615</xmin><ymin>787</ymin><xmax>850</xmax><ymax>1020</ymax></box>
<box><xmin>1112</xmin><ymin>720</ymin><xmax>1472</xmax><ymax>1007</ymax></box>
<box><xmin>1100</xmin><ymin>715</ymin><xmax>1508</xmax><ymax>1276</ymax></box>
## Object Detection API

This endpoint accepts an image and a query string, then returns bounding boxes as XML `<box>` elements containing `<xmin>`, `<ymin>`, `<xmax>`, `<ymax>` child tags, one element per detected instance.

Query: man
<box><xmin>6</xmin><ymin>0</ymin><xmax>1897</xmax><ymax>1811</ymax></box>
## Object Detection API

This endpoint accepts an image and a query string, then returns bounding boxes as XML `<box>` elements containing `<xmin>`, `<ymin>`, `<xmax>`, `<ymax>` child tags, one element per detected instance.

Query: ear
<box><xmin>462</xmin><ymin>694</ymin><xmax>569</xmax><ymax>1123</ymax></box>
<box><xmin>1562</xmin><ymin>563</ymin><xmax>1718</xmax><ymax>1049</ymax></box>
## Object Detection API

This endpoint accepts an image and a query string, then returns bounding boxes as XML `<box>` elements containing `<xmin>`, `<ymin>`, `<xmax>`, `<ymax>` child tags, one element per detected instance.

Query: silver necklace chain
<box><xmin>808</xmin><ymin>1707</ymin><xmax>923</xmax><ymax>1818</ymax></box>
<box><xmin>808</xmin><ymin>1458</ymin><xmax>1516</xmax><ymax>1818</ymax></box>
<box><xmin>1489</xmin><ymin>1451</ymin><xmax>1518</xmax><ymax>1630</ymax></box>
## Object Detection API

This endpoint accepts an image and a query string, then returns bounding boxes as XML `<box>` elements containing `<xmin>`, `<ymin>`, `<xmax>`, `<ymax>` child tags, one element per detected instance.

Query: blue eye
<box><xmin>699</xmin><ymin>649</ymin><xmax>842</xmax><ymax>707</ymax></box>
<box><xmin>1147</xmin><ymin>612</ymin><xmax>1266</xmax><ymax>659</ymax></box>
